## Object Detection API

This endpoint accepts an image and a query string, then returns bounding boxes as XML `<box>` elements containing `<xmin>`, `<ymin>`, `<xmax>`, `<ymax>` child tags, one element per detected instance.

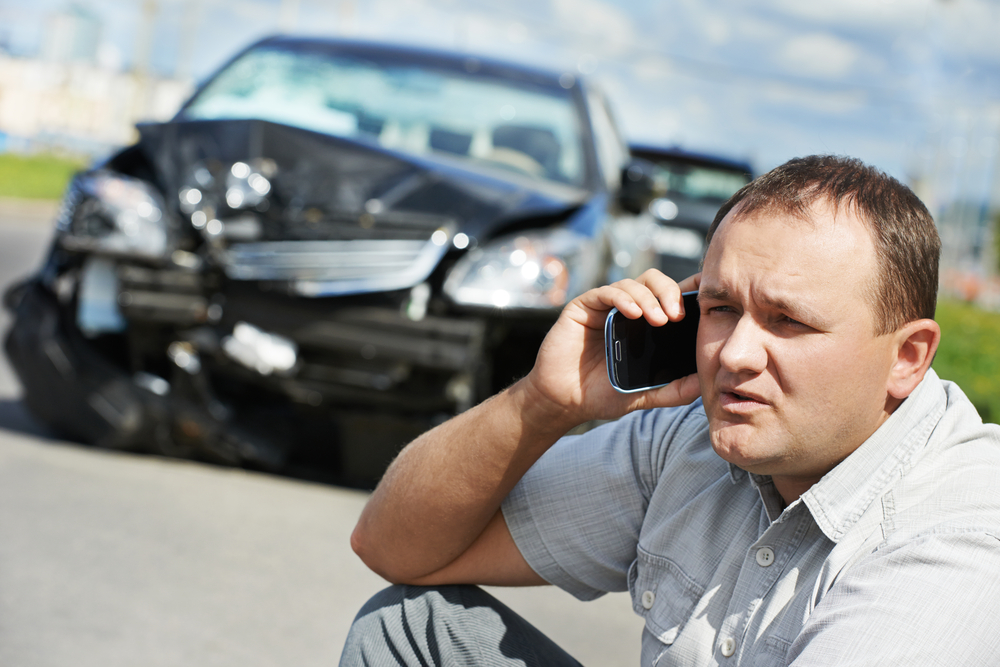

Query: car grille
<box><xmin>222</xmin><ymin>237</ymin><xmax>450</xmax><ymax>297</ymax></box>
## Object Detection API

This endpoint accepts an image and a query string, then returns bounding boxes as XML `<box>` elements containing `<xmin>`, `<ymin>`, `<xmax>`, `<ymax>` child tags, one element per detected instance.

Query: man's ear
<box><xmin>886</xmin><ymin>318</ymin><xmax>941</xmax><ymax>400</ymax></box>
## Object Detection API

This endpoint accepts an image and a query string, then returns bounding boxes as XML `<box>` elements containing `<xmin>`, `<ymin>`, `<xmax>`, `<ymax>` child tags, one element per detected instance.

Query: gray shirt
<box><xmin>502</xmin><ymin>369</ymin><xmax>1000</xmax><ymax>665</ymax></box>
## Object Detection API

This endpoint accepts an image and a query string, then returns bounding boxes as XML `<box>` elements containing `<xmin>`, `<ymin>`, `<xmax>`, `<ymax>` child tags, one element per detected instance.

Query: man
<box><xmin>342</xmin><ymin>156</ymin><xmax>1000</xmax><ymax>665</ymax></box>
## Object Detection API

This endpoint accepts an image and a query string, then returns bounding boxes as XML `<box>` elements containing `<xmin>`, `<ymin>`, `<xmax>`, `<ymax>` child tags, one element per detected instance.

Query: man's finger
<box><xmin>634</xmin><ymin>372</ymin><xmax>702</xmax><ymax>410</ymax></box>
<box><xmin>634</xmin><ymin>270</ymin><xmax>686</xmax><ymax>321</ymax></box>
<box><xmin>677</xmin><ymin>272</ymin><xmax>702</xmax><ymax>294</ymax></box>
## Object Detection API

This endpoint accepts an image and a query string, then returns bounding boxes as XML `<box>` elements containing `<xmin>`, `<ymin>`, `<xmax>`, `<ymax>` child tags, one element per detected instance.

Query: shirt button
<box><xmin>756</xmin><ymin>547</ymin><xmax>775</xmax><ymax>567</ymax></box>
<box><xmin>641</xmin><ymin>590</ymin><xmax>655</xmax><ymax>609</ymax></box>
<box><xmin>720</xmin><ymin>637</ymin><xmax>737</xmax><ymax>657</ymax></box>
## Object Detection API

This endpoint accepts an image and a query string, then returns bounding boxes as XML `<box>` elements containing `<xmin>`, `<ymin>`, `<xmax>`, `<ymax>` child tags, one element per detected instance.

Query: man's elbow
<box><xmin>350</xmin><ymin>523</ymin><xmax>414</xmax><ymax>584</ymax></box>
<box><xmin>350</xmin><ymin>523</ymin><xmax>389</xmax><ymax>579</ymax></box>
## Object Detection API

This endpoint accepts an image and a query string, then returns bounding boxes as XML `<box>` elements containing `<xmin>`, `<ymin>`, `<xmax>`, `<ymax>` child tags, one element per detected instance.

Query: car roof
<box><xmin>629</xmin><ymin>143</ymin><xmax>753</xmax><ymax>176</ymax></box>
<box><xmin>247</xmin><ymin>35</ymin><xmax>574</xmax><ymax>92</ymax></box>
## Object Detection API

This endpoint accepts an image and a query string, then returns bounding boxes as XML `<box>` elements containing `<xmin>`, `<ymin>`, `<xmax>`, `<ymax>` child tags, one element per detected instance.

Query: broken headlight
<box><xmin>59</xmin><ymin>171</ymin><xmax>176</xmax><ymax>261</ymax></box>
<box><xmin>443</xmin><ymin>229</ymin><xmax>597</xmax><ymax>309</ymax></box>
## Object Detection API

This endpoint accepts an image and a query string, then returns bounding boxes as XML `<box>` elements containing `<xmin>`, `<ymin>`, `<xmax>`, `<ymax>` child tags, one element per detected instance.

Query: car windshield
<box><xmin>647</xmin><ymin>160</ymin><xmax>750</xmax><ymax>202</ymax></box>
<box><xmin>181</xmin><ymin>45</ymin><xmax>586</xmax><ymax>186</ymax></box>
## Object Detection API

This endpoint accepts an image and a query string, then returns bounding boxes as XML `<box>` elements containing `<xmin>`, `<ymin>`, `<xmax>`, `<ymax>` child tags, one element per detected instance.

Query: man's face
<box><xmin>697</xmin><ymin>199</ymin><xmax>899</xmax><ymax>495</ymax></box>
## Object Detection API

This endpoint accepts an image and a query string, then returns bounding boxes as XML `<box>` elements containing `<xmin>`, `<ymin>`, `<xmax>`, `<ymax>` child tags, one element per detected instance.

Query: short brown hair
<box><xmin>706</xmin><ymin>155</ymin><xmax>940</xmax><ymax>335</ymax></box>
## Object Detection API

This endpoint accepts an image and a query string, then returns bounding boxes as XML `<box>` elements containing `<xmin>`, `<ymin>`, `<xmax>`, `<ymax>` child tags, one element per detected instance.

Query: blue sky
<box><xmin>2</xmin><ymin>0</ymin><xmax>1000</xmax><ymax>208</ymax></box>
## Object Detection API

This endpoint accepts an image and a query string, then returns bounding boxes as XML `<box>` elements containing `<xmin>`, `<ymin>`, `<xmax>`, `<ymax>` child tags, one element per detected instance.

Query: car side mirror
<box><xmin>618</xmin><ymin>157</ymin><xmax>664</xmax><ymax>215</ymax></box>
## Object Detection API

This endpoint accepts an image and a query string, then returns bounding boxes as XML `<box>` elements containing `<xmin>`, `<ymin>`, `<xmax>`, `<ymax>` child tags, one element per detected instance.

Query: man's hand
<box><xmin>522</xmin><ymin>269</ymin><xmax>703</xmax><ymax>430</ymax></box>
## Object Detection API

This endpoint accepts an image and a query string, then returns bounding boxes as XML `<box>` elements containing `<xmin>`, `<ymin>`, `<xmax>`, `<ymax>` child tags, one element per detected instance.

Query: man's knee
<box><xmin>351</xmin><ymin>583</ymin><xmax>489</xmax><ymax>622</ymax></box>
<box><xmin>340</xmin><ymin>584</ymin><xmax>488</xmax><ymax>666</ymax></box>
<box><xmin>353</xmin><ymin>583</ymin><xmax>412</xmax><ymax>619</ymax></box>
<box><xmin>340</xmin><ymin>584</ymin><xmax>581</xmax><ymax>667</ymax></box>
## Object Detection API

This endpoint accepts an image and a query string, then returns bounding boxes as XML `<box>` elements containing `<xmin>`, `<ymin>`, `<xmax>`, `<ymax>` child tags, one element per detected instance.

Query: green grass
<box><xmin>933</xmin><ymin>299</ymin><xmax>1000</xmax><ymax>423</ymax></box>
<box><xmin>0</xmin><ymin>152</ymin><xmax>87</xmax><ymax>200</ymax></box>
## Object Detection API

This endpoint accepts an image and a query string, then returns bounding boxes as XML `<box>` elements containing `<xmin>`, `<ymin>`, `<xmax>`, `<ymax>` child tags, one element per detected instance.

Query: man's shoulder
<box><xmin>637</xmin><ymin>398</ymin><xmax>710</xmax><ymax>435</ymax></box>
<box><xmin>626</xmin><ymin>399</ymin><xmax>712</xmax><ymax>456</ymax></box>
<box><xmin>930</xmin><ymin>376</ymin><xmax>1000</xmax><ymax>468</ymax></box>
<box><xmin>622</xmin><ymin>400</ymin><xmax>737</xmax><ymax>494</ymax></box>
<box><xmin>890</xmin><ymin>377</ymin><xmax>1000</xmax><ymax>536</ymax></box>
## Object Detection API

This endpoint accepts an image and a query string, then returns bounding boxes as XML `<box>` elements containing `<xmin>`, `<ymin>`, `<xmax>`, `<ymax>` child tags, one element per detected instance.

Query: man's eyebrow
<box><xmin>698</xmin><ymin>287</ymin><xmax>730</xmax><ymax>303</ymax></box>
<box><xmin>698</xmin><ymin>286</ymin><xmax>826</xmax><ymax>325</ymax></box>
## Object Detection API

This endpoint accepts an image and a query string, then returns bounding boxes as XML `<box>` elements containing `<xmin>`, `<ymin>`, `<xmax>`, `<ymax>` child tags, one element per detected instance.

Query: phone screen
<box><xmin>604</xmin><ymin>291</ymin><xmax>700</xmax><ymax>393</ymax></box>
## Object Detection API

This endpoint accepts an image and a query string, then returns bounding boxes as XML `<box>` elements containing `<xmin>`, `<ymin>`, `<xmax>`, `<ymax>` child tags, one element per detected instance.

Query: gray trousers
<box><xmin>339</xmin><ymin>585</ymin><xmax>584</xmax><ymax>666</ymax></box>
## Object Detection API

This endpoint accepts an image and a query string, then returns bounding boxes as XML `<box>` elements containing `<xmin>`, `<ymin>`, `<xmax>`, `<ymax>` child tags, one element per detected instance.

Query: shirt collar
<box><xmin>727</xmin><ymin>467</ymin><xmax>786</xmax><ymax>522</ymax></box>
<box><xmin>798</xmin><ymin>368</ymin><xmax>948</xmax><ymax>542</ymax></box>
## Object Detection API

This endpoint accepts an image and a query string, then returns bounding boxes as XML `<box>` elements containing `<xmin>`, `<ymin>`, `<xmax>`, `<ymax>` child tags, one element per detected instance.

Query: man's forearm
<box><xmin>350</xmin><ymin>376</ymin><xmax>574</xmax><ymax>584</ymax></box>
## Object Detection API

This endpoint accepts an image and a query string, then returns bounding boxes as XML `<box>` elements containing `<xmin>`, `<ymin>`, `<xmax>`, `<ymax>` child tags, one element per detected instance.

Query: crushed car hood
<box><xmin>137</xmin><ymin>119</ymin><xmax>590</xmax><ymax>244</ymax></box>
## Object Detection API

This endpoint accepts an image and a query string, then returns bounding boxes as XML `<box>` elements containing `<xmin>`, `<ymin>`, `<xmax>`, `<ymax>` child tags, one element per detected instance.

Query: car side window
<box><xmin>586</xmin><ymin>88</ymin><xmax>629</xmax><ymax>191</ymax></box>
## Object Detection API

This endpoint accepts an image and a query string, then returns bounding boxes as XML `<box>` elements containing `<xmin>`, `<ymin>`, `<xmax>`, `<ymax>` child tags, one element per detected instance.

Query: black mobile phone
<box><xmin>604</xmin><ymin>291</ymin><xmax>699</xmax><ymax>393</ymax></box>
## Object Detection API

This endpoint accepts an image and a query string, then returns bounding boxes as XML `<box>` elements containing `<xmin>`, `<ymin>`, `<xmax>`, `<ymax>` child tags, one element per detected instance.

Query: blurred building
<box><xmin>0</xmin><ymin>55</ymin><xmax>192</xmax><ymax>156</ymax></box>
<box><xmin>920</xmin><ymin>103</ymin><xmax>1000</xmax><ymax>310</ymax></box>
<box><xmin>42</xmin><ymin>4</ymin><xmax>101</xmax><ymax>64</ymax></box>
<box><xmin>0</xmin><ymin>4</ymin><xmax>192</xmax><ymax>157</ymax></box>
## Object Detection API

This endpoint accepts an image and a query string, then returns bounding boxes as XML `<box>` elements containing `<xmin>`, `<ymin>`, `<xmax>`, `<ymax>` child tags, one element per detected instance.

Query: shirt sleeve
<box><xmin>501</xmin><ymin>401</ymin><xmax>708</xmax><ymax>601</ymax></box>
<box><xmin>788</xmin><ymin>530</ymin><xmax>1000</xmax><ymax>665</ymax></box>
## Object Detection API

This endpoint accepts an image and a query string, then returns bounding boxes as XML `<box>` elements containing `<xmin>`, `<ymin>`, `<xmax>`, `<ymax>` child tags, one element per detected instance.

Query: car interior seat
<box><xmin>429</xmin><ymin>127</ymin><xmax>474</xmax><ymax>156</ymax></box>
<box><xmin>491</xmin><ymin>125</ymin><xmax>561</xmax><ymax>178</ymax></box>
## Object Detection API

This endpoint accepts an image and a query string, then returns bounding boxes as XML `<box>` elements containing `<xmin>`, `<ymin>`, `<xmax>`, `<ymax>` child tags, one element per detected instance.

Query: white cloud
<box><xmin>681</xmin><ymin>93</ymin><xmax>713</xmax><ymax>120</ymax></box>
<box><xmin>630</xmin><ymin>107</ymin><xmax>686</xmax><ymax>145</ymax></box>
<box><xmin>758</xmin><ymin>80</ymin><xmax>869</xmax><ymax>115</ymax></box>
<box><xmin>550</xmin><ymin>0</ymin><xmax>635</xmax><ymax>56</ymax></box>
<box><xmin>766</xmin><ymin>0</ymin><xmax>933</xmax><ymax>30</ymax></box>
<box><xmin>701</xmin><ymin>14</ymin><xmax>731</xmax><ymax>46</ymax></box>
<box><xmin>722</xmin><ymin>11</ymin><xmax>784</xmax><ymax>44</ymax></box>
<box><xmin>937</xmin><ymin>0</ymin><xmax>1000</xmax><ymax>64</ymax></box>
<box><xmin>632</xmin><ymin>54</ymin><xmax>675</xmax><ymax>82</ymax></box>
<box><xmin>774</xmin><ymin>32</ymin><xmax>862</xmax><ymax>79</ymax></box>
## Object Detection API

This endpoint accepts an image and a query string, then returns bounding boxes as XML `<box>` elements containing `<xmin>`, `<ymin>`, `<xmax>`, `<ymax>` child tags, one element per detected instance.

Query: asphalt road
<box><xmin>0</xmin><ymin>200</ymin><xmax>644</xmax><ymax>666</ymax></box>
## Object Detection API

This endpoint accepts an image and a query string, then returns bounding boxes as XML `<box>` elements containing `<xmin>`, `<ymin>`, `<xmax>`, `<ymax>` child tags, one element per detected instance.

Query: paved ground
<box><xmin>0</xmin><ymin>200</ymin><xmax>645</xmax><ymax>666</ymax></box>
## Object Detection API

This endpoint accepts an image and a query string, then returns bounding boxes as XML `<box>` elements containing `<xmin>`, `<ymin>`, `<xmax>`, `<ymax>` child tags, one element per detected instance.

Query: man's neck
<box><xmin>771</xmin><ymin>476</ymin><xmax>820</xmax><ymax>506</ymax></box>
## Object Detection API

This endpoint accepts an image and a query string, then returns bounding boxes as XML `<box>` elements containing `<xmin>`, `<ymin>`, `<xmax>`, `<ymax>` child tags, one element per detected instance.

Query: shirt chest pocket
<box><xmin>629</xmin><ymin>546</ymin><xmax>705</xmax><ymax>646</ymax></box>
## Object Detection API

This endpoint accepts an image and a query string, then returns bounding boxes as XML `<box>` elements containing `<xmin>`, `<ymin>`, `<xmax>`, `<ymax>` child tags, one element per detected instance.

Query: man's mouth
<box><xmin>719</xmin><ymin>389</ymin><xmax>768</xmax><ymax>411</ymax></box>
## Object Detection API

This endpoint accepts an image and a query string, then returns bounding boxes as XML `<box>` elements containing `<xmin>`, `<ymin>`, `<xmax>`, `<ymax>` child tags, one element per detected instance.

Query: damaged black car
<box><xmin>4</xmin><ymin>36</ymin><xmax>661</xmax><ymax>484</ymax></box>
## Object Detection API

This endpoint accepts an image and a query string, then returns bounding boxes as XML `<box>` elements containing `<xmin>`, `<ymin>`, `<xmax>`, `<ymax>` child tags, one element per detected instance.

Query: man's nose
<box><xmin>718</xmin><ymin>315</ymin><xmax>768</xmax><ymax>374</ymax></box>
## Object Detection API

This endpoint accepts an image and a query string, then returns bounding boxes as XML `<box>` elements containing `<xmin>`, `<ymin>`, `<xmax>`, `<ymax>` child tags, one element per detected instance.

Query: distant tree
<box><xmin>995</xmin><ymin>211</ymin><xmax>1000</xmax><ymax>275</ymax></box>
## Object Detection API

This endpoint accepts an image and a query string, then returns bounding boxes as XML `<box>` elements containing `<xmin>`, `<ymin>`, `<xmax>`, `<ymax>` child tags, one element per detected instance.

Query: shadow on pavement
<box><xmin>0</xmin><ymin>398</ymin><xmax>57</xmax><ymax>439</ymax></box>
<box><xmin>0</xmin><ymin>395</ymin><xmax>374</xmax><ymax>491</ymax></box>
